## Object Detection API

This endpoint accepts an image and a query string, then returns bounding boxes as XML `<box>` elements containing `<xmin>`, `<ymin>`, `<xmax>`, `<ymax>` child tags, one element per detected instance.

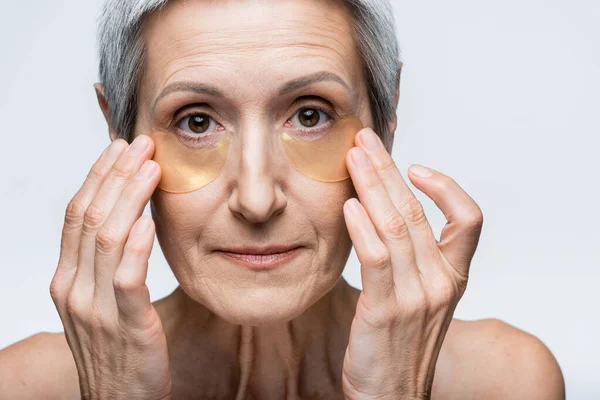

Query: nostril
<box><xmin>228</xmin><ymin>180</ymin><xmax>287</xmax><ymax>224</ymax></box>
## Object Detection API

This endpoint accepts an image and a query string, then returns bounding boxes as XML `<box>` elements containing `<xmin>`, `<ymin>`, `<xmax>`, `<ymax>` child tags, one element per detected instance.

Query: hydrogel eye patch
<box><xmin>150</xmin><ymin>115</ymin><xmax>364</xmax><ymax>194</ymax></box>
<box><xmin>279</xmin><ymin>115</ymin><xmax>364</xmax><ymax>183</ymax></box>
<box><xmin>150</xmin><ymin>130</ymin><xmax>232</xmax><ymax>194</ymax></box>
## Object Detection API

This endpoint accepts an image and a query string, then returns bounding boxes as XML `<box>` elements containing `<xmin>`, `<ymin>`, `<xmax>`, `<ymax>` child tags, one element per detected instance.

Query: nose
<box><xmin>227</xmin><ymin>125</ymin><xmax>287</xmax><ymax>223</ymax></box>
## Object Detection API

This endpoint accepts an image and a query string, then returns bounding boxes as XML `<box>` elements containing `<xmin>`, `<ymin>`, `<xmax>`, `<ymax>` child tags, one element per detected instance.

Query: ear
<box><xmin>94</xmin><ymin>83</ymin><xmax>120</xmax><ymax>142</ymax></box>
<box><xmin>387</xmin><ymin>60</ymin><xmax>403</xmax><ymax>141</ymax></box>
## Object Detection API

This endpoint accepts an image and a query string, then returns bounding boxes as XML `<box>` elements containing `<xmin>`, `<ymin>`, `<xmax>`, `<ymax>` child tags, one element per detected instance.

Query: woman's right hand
<box><xmin>49</xmin><ymin>135</ymin><xmax>172</xmax><ymax>400</ymax></box>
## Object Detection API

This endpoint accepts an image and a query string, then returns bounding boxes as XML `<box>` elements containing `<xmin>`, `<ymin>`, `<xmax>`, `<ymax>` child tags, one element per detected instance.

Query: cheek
<box><xmin>150</xmin><ymin>190</ymin><xmax>215</xmax><ymax>252</ymax></box>
<box><xmin>300</xmin><ymin>179</ymin><xmax>354</xmax><ymax>244</ymax></box>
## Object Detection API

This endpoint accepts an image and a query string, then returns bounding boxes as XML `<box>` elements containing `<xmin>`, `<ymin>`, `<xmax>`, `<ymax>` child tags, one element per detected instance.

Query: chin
<box><xmin>178</xmin><ymin>269</ymin><xmax>337</xmax><ymax>327</ymax></box>
<box><xmin>167</xmin><ymin>243</ymin><xmax>347</xmax><ymax>326</ymax></box>
<box><xmin>218</xmin><ymin>291</ymin><xmax>312</xmax><ymax>326</ymax></box>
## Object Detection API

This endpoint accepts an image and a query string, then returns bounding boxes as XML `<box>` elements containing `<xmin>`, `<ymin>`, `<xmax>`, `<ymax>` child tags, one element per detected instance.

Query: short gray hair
<box><xmin>97</xmin><ymin>0</ymin><xmax>402</xmax><ymax>152</ymax></box>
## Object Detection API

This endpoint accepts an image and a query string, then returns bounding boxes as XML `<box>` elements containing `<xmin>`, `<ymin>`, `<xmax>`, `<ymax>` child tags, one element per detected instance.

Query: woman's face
<box><xmin>133</xmin><ymin>0</ymin><xmax>375</xmax><ymax>325</ymax></box>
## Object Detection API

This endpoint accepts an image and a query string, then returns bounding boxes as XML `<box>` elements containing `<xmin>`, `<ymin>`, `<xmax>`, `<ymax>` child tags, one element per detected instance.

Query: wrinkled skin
<box><xmin>0</xmin><ymin>0</ymin><xmax>564</xmax><ymax>399</ymax></box>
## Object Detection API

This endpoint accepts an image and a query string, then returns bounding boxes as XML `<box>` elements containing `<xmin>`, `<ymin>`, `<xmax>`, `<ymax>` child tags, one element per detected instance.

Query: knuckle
<box><xmin>113</xmin><ymin>274</ymin><xmax>140</xmax><ymax>293</ymax></box>
<box><xmin>365</xmin><ymin>247</ymin><xmax>391</xmax><ymax>270</ymax></box>
<box><xmin>87</xmin><ymin>163</ymin><xmax>106</xmax><ymax>184</ymax></box>
<box><xmin>375</xmin><ymin>158</ymin><xmax>397</xmax><ymax>175</ymax></box>
<box><xmin>363</xmin><ymin>176</ymin><xmax>379</xmax><ymax>191</ymax></box>
<box><xmin>397</xmin><ymin>285</ymin><xmax>428</xmax><ymax>315</ymax></box>
<box><xmin>439</xmin><ymin>175</ymin><xmax>457</xmax><ymax>192</ymax></box>
<box><xmin>89</xmin><ymin>303</ymin><xmax>115</xmax><ymax>333</ymax></box>
<box><xmin>49</xmin><ymin>279</ymin><xmax>65</xmax><ymax>304</ymax></box>
<box><xmin>119</xmin><ymin>187</ymin><xmax>137</xmax><ymax>205</ymax></box>
<box><xmin>432</xmin><ymin>276</ymin><xmax>459</xmax><ymax>306</ymax></box>
<box><xmin>399</xmin><ymin>197</ymin><xmax>427</xmax><ymax>226</ymax></box>
<box><xmin>111</xmin><ymin>161</ymin><xmax>134</xmax><ymax>180</ymax></box>
<box><xmin>356</xmin><ymin>297</ymin><xmax>395</xmax><ymax>329</ymax></box>
<box><xmin>124</xmin><ymin>239</ymin><xmax>149</xmax><ymax>258</ymax></box>
<box><xmin>64</xmin><ymin>199</ymin><xmax>86</xmax><ymax>227</ymax></box>
<box><xmin>382</xmin><ymin>212</ymin><xmax>408</xmax><ymax>239</ymax></box>
<box><xmin>126</xmin><ymin>315</ymin><xmax>166</xmax><ymax>348</ymax></box>
<box><xmin>463</xmin><ymin>206</ymin><xmax>484</xmax><ymax>230</ymax></box>
<box><xmin>83</xmin><ymin>204</ymin><xmax>106</xmax><ymax>231</ymax></box>
<box><xmin>95</xmin><ymin>226</ymin><xmax>123</xmax><ymax>255</ymax></box>
<box><xmin>66</xmin><ymin>290</ymin><xmax>88</xmax><ymax>319</ymax></box>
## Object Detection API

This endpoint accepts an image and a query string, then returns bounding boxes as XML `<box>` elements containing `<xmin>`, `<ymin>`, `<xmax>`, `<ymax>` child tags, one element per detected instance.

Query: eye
<box><xmin>176</xmin><ymin>112</ymin><xmax>219</xmax><ymax>139</ymax></box>
<box><xmin>291</xmin><ymin>107</ymin><xmax>332</xmax><ymax>132</ymax></box>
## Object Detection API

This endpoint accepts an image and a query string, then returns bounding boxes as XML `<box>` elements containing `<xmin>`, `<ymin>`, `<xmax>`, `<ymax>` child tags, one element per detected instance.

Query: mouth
<box><xmin>215</xmin><ymin>245</ymin><xmax>302</xmax><ymax>269</ymax></box>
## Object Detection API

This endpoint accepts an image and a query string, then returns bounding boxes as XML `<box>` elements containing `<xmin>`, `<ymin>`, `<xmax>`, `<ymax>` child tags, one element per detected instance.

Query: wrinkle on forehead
<box><xmin>140</xmin><ymin>0</ymin><xmax>364</xmax><ymax>100</ymax></box>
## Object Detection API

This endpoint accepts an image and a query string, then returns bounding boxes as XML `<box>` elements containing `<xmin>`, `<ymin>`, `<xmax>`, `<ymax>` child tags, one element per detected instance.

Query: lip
<box><xmin>215</xmin><ymin>245</ymin><xmax>302</xmax><ymax>269</ymax></box>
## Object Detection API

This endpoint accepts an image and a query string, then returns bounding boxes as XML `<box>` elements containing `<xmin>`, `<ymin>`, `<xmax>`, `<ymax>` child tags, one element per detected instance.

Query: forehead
<box><xmin>140</xmin><ymin>0</ymin><xmax>364</xmax><ymax>106</ymax></box>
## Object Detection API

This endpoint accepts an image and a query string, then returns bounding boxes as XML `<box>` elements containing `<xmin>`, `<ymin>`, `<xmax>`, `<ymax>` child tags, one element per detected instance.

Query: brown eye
<box><xmin>298</xmin><ymin>108</ymin><xmax>320</xmax><ymax>128</ymax></box>
<box><xmin>188</xmin><ymin>114</ymin><xmax>210</xmax><ymax>134</ymax></box>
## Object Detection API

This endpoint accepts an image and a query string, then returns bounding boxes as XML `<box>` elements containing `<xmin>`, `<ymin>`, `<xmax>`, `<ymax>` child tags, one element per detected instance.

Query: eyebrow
<box><xmin>151</xmin><ymin>71</ymin><xmax>355</xmax><ymax>112</ymax></box>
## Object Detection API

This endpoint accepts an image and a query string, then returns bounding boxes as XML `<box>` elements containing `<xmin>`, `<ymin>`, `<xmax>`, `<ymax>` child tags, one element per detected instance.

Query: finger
<box><xmin>51</xmin><ymin>141</ymin><xmax>126</xmax><ymax>392</ymax></box>
<box><xmin>74</xmin><ymin>134</ymin><xmax>154</xmax><ymax>291</ymax></box>
<box><xmin>356</xmin><ymin>128</ymin><xmax>440</xmax><ymax>272</ymax></box>
<box><xmin>52</xmin><ymin>140</ymin><xmax>128</xmax><ymax>306</ymax></box>
<box><xmin>407</xmin><ymin>165</ymin><xmax>484</xmax><ymax>280</ymax></box>
<box><xmin>346</xmin><ymin>146</ymin><xmax>421</xmax><ymax>284</ymax></box>
<box><xmin>113</xmin><ymin>216</ymin><xmax>156</xmax><ymax>329</ymax></box>
<box><xmin>343</xmin><ymin>198</ymin><xmax>394</xmax><ymax>304</ymax></box>
<box><xmin>93</xmin><ymin>159</ymin><xmax>160</xmax><ymax>302</ymax></box>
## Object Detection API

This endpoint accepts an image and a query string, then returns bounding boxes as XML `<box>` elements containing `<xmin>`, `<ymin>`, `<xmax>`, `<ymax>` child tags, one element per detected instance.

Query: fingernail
<box><xmin>410</xmin><ymin>164</ymin><xmax>433</xmax><ymax>178</ymax></box>
<box><xmin>351</xmin><ymin>148</ymin><xmax>371</xmax><ymax>169</ymax></box>
<box><xmin>360</xmin><ymin>128</ymin><xmax>381</xmax><ymax>151</ymax></box>
<box><xmin>345</xmin><ymin>198</ymin><xmax>361</xmax><ymax>216</ymax></box>
<box><xmin>135</xmin><ymin>160</ymin><xmax>156</xmax><ymax>180</ymax></box>
<box><xmin>126</xmin><ymin>135</ymin><xmax>149</xmax><ymax>156</ymax></box>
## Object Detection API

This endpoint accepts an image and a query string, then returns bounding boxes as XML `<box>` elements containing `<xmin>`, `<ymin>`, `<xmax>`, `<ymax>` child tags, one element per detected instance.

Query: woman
<box><xmin>0</xmin><ymin>0</ymin><xmax>565</xmax><ymax>398</ymax></box>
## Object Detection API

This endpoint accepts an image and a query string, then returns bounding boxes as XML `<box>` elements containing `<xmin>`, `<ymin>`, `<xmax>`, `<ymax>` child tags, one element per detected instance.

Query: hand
<box><xmin>50</xmin><ymin>135</ymin><xmax>171</xmax><ymax>400</ymax></box>
<box><xmin>341</xmin><ymin>128</ymin><xmax>483</xmax><ymax>400</ymax></box>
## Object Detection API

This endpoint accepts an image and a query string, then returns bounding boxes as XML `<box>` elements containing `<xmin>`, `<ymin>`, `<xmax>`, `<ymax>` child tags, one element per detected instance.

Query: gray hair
<box><xmin>97</xmin><ymin>0</ymin><xmax>402</xmax><ymax>152</ymax></box>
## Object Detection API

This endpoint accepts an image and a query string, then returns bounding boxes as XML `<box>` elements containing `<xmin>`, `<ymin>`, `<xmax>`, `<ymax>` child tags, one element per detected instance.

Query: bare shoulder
<box><xmin>433</xmin><ymin>318</ymin><xmax>565</xmax><ymax>400</ymax></box>
<box><xmin>0</xmin><ymin>332</ymin><xmax>80</xmax><ymax>400</ymax></box>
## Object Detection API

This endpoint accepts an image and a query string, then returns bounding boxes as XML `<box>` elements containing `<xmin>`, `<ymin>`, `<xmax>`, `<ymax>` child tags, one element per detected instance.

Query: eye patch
<box><xmin>150</xmin><ymin>115</ymin><xmax>364</xmax><ymax>194</ymax></box>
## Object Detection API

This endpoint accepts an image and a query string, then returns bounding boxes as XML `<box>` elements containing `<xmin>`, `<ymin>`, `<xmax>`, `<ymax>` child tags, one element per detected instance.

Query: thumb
<box><xmin>407</xmin><ymin>164</ymin><xmax>484</xmax><ymax>280</ymax></box>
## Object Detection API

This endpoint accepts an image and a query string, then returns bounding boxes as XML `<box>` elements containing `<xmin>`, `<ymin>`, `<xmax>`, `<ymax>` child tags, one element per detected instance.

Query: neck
<box><xmin>156</xmin><ymin>278</ymin><xmax>360</xmax><ymax>399</ymax></box>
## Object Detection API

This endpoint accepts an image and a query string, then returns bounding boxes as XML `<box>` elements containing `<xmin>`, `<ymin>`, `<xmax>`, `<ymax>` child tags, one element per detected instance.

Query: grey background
<box><xmin>1</xmin><ymin>0</ymin><xmax>598</xmax><ymax>397</ymax></box>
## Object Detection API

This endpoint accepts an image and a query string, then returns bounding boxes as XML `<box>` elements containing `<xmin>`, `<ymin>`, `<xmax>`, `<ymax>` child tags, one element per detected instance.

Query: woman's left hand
<box><xmin>341</xmin><ymin>127</ymin><xmax>484</xmax><ymax>400</ymax></box>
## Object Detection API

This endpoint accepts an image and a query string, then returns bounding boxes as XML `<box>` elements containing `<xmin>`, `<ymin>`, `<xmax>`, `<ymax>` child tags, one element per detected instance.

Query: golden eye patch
<box><xmin>150</xmin><ymin>130</ymin><xmax>232</xmax><ymax>194</ymax></box>
<box><xmin>280</xmin><ymin>115</ymin><xmax>363</xmax><ymax>182</ymax></box>
<box><xmin>150</xmin><ymin>115</ymin><xmax>364</xmax><ymax>194</ymax></box>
